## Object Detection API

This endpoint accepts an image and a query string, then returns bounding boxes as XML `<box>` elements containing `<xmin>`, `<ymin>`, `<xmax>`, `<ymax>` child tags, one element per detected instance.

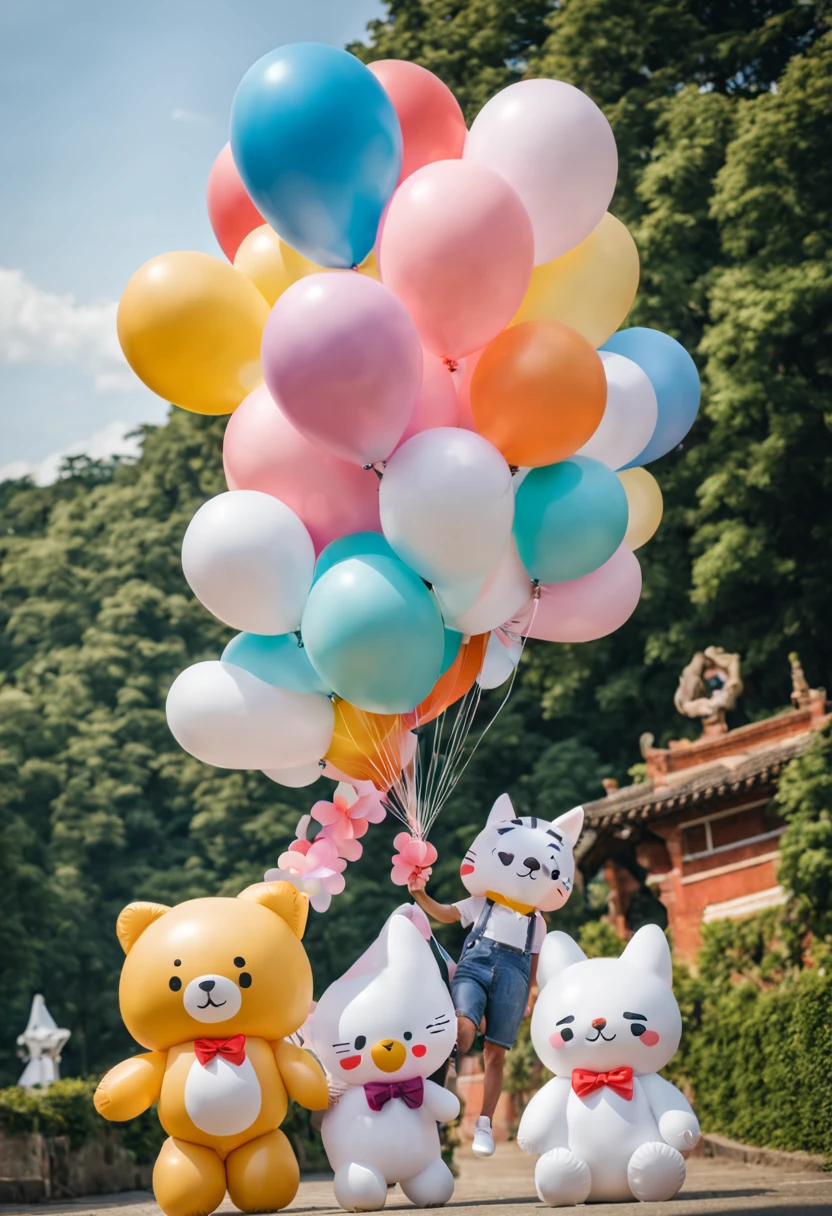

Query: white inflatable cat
<box><xmin>460</xmin><ymin>792</ymin><xmax>584</xmax><ymax>913</ymax></box>
<box><xmin>518</xmin><ymin>925</ymin><xmax>700</xmax><ymax>1205</ymax></box>
<box><xmin>311</xmin><ymin>912</ymin><xmax>460</xmax><ymax>1211</ymax></box>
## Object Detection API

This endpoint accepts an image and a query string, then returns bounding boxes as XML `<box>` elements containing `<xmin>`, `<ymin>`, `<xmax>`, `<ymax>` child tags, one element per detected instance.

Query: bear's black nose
<box><xmin>523</xmin><ymin>857</ymin><xmax>541</xmax><ymax>873</ymax></box>
<box><xmin>198</xmin><ymin>979</ymin><xmax>216</xmax><ymax>993</ymax></box>
<box><xmin>497</xmin><ymin>851</ymin><xmax>515</xmax><ymax>866</ymax></box>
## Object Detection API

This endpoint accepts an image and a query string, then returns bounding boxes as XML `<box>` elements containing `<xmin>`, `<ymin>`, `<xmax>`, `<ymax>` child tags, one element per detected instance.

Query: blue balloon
<box><xmin>231</xmin><ymin>43</ymin><xmax>402</xmax><ymax>269</ymax></box>
<box><xmin>514</xmin><ymin>457</ymin><xmax>629</xmax><ymax>584</ymax></box>
<box><xmin>314</xmin><ymin>532</ymin><xmax>396</xmax><ymax>583</ymax></box>
<box><xmin>301</xmin><ymin>554</ymin><xmax>445</xmax><ymax>714</ymax></box>
<box><xmin>222</xmin><ymin>632</ymin><xmax>331</xmax><ymax>695</ymax></box>
<box><xmin>440</xmin><ymin>628</ymin><xmax>463</xmax><ymax>675</ymax></box>
<box><xmin>601</xmin><ymin>327</ymin><xmax>701</xmax><ymax>467</ymax></box>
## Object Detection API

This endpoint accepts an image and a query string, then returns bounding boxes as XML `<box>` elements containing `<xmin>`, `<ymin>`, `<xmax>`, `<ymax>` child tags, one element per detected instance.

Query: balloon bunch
<box><xmin>117</xmin><ymin>45</ymin><xmax>700</xmax><ymax>888</ymax></box>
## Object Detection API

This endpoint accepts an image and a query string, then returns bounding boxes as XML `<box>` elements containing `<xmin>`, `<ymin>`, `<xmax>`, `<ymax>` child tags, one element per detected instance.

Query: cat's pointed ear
<box><xmin>552</xmin><ymin>805</ymin><xmax>584</xmax><ymax>846</ymax></box>
<box><xmin>487</xmin><ymin>793</ymin><xmax>515</xmax><ymax>825</ymax></box>
<box><xmin>538</xmin><ymin>931</ymin><xmax>587</xmax><ymax>989</ymax></box>
<box><xmin>621</xmin><ymin>925</ymin><xmax>673</xmax><ymax>987</ymax></box>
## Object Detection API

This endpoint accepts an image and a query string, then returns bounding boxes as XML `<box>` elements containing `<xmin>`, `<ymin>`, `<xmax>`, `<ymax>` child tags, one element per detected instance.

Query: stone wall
<box><xmin>0</xmin><ymin>1130</ymin><xmax>151</xmax><ymax>1203</ymax></box>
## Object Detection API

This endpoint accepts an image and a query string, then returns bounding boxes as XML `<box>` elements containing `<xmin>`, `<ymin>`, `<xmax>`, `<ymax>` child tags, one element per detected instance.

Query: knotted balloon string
<box><xmin>441</xmin><ymin>356</ymin><xmax>458</xmax><ymax>373</ymax></box>
<box><xmin>363</xmin><ymin>461</ymin><xmax>386</xmax><ymax>482</ymax></box>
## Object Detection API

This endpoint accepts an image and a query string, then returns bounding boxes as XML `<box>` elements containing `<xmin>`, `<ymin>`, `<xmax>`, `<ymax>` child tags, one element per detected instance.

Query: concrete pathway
<box><xmin>2</xmin><ymin>1143</ymin><xmax>830</xmax><ymax>1216</ymax></box>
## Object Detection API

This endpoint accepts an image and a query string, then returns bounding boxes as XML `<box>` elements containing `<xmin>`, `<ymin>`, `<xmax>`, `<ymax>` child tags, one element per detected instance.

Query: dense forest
<box><xmin>1</xmin><ymin>0</ymin><xmax>830</xmax><ymax>1085</ymax></box>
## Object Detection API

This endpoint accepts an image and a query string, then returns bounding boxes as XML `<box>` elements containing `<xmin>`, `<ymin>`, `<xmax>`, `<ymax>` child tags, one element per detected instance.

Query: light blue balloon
<box><xmin>222</xmin><ymin>632</ymin><xmax>331</xmax><ymax>695</ymax></box>
<box><xmin>314</xmin><ymin>532</ymin><xmax>396</xmax><ymax>583</ymax></box>
<box><xmin>301</xmin><ymin>554</ymin><xmax>445</xmax><ymax>714</ymax></box>
<box><xmin>602</xmin><ymin>327</ymin><xmax>701</xmax><ymax>467</ymax></box>
<box><xmin>230</xmin><ymin>43</ymin><xmax>402</xmax><ymax>269</ymax></box>
<box><xmin>440</xmin><ymin>628</ymin><xmax>463</xmax><ymax>675</ymax></box>
<box><xmin>514</xmin><ymin>457</ymin><xmax>629</xmax><ymax>584</ymax></box>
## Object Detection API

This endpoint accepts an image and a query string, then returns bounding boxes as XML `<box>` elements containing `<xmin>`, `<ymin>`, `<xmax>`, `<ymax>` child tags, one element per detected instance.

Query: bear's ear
<box><xmin>238</xmin><ymin>881</ymin><xmax>308</xmax><ymax>939</ymax></box>
<box><xmin>117</xmin><ymin>902</ymin><xmax>170</xmax><ymax>954</ymax></box>
<box><xmin>551</xmin><ymin>805</ymin><xmax>584</xmax><ymax>847</ymax></box>
<box><xmin>487</xmin><ymin>792</ymin><xmax>516</xmax><ymax>826</ymax></box>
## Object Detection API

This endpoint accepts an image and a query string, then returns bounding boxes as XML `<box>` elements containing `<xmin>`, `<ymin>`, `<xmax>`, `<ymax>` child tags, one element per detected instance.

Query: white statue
<box><xmin>17</xmin><ymin>994</ymin><xmax>71</xmax><ymax>1088</ymax></box>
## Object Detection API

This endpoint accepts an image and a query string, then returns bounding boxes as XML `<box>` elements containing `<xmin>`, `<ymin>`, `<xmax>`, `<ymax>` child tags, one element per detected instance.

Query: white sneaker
<box><xmin>472</xmin><ymin>1115</ymin><xmax>495</xmax><ymax>1158</ymax></box>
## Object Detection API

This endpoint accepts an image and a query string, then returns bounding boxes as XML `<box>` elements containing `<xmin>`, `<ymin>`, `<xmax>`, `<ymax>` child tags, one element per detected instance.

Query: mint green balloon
<box><xmin>514</xmin><ymin>456</ymin><xmax>629</xmax><ymax>583</ymax></box>
<box><xmin>301</xmin><ymin>554</ymin><xmax>444</xmax><ymax>713</ymax></box>
<box><xmin>314</xmin><ymin>531</ymin><xmax>395</xmax><ymax>582</ymax></box>
<box><xmin>441</xmin><ymin>628</ymin><xmax>463</xmax><ymax>675</ymax></box>
<box><xmin>222</xmin><ymin>632</ymin><xmax>331</xmax><ymax>694</ymax></box>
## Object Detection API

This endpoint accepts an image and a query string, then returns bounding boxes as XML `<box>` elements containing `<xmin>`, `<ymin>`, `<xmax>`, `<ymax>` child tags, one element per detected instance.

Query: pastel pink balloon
<box><xmin>261</xmin><ymin>272</ymin><xmax>423</xmax><ymax>465</ymax></box>
<box><xmin>223</xmin><ymin>386</ymin><xmax>381</xmax><ymax>553</ymax></box>
<box><xmin>380</xmin><ymin>160</ymin><xmax>534</xmax><ymax>360</ymax></box>
<box><xmin>453</xmin><ymin>346</ymin><xmax>484</xmax><ymax>430</ymax></box>
<box><xmin>369</xmin><ymin>61</ymin><xmax>467</xmax><ymax>183</ymax></box>
<box><xmin>395</xmin><ymin>353</ymin><xmax>459</xmax><ymax>450</ymax></box>
<box><xmin>506</xmin><ymin>545</ymin><xmax>642</xmax><ymax>642</ymax></box>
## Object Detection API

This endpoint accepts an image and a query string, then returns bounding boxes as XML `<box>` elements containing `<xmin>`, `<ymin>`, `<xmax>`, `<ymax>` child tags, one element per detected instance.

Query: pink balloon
<box><xmin>206</xmin><ymin>143</ymin><xmax>264</xmax><ymax>262</ymax></box>
<box><xmin>380</xmin><ymin>160</ymin><xmax>534</xmax><ymax>360</ymax></box>
<box><xmin>369</xmin><ymin>61</ymin><xmax>467</xmax><ymax>183</ymax></box>
<box><xmin>453</xmin><ymin>346</ymin><xmax>484</xmax><ymax>430</ymax></box>
<box><xmin>223</xmin><ymin>386</ymin><xmax>381</xmax><ymax>553</ymax></box>
<box><xmin>261</xmin><ymin>273</ymin><xmax>423</xmax><ymax>465</ymax></box>
<box><xmin>395</xmin><ymin>353</ymin><xmax>459</xmax><ymax>450</ymax></box>
<box><xmin>506</xmin><ymin>545</ymin><xmax>642</xmax><ymax>642</ymax></box>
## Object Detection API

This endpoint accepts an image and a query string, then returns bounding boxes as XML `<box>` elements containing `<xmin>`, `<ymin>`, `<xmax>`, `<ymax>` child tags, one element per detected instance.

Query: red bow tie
<box><xmin>194</xmin><ymin>1034</ymin><xmax>246</xmax><ymax>1068</ymax></box>
<box><xmin>572</xmin><ymin>1066</ymin><xmax>634</xmax><ymax>1101</ymax></box>
<box><xmin>364</xmin><ymin>1076</ymin><xmax>425</xmax><ymax>1112</ymax></box>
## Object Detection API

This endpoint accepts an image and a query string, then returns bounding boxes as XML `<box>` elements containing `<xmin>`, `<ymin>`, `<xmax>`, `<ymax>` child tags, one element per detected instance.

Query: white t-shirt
<box><xmin>455</xmin><ymin>896</ymin><xmax>546</xmax><ymax>954</ymax></box>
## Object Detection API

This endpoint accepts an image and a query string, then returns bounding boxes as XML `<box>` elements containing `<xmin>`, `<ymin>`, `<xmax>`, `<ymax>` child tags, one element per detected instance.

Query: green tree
<box><xmin>777</xmin><ymin>725</ymin><xmax>832</xmax><ymax>939</ymax></box>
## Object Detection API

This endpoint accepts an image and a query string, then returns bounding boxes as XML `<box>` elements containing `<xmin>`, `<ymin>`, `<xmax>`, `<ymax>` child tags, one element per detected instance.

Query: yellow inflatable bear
<box><xmin>95</xmin><ymin>882</ymin><xmax>327</xmax><ymax>1216</ymax></box>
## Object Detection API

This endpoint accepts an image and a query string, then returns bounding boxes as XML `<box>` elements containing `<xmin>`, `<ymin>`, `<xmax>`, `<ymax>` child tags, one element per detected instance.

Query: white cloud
<box><xmin>171</xmin><ymin>108</ymin><xmax>207</xmax><ymax>123</ymax></box>
<box><xmin>0</xmin><ymin>420</ymin><xmax>143</xmax><ymax>486</ymax></box>
<box><xmin>0</xmin><ymin>267</ymin><xmax>132</xmax><ymax>392</ymax></box>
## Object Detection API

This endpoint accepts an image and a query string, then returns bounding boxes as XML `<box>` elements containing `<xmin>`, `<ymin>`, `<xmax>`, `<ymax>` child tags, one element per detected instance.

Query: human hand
<box><xmin>407</xmin><ymin>871</ymin><xmax>428</xmax><ymax>894</ymax></box>
<box><xmin>525</xmin><ymin>985</ymin><xmax>539</xmax><ymax>1018</ymax></box>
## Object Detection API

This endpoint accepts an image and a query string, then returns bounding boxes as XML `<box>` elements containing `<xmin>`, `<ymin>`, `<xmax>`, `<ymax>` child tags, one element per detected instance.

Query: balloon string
<box><xmin>441</xmin><ymin>356</ymin><xmax>458</xmax><ymax>373</ymax></box>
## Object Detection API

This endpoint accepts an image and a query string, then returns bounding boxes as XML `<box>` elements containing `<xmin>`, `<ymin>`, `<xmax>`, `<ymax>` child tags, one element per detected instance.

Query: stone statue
<box><xmin>17</xmin><ymin>994</ymin><xmax>70</xmax><ymax>1088</ymax></box>
<box><xmin>789</xmin><ymin>652</ymin><xmax>811</xmax><ymax>708</ymax></box>
<box><xmin>673</xmin><ymin>647</ymin><xmax>742</xmax><ymax>733</ymax></box>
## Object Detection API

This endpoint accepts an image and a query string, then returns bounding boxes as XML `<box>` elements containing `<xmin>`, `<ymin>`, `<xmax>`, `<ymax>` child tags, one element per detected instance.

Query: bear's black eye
<box><xmin>355</xmin><ymin>1035</ymin><xmax>366</xmax><ymax>1049</ymax></box>
<box><xmin>403</xmin><ymin>1031</ymin><xmax>412</xmax><ymax>1041</ymax></box>
<box><xmin>551</xmin><ymin>869</ymin><xmax>560</xmax><ymax>880</ymax></box>
<box><xmin>169</xmin><ymin>976</ymin><xmax>182</xmax><ymax>992</ymax></box>
<box><xmin>561</xmin><ymin>1027</ymin><xmax>574</xmax><ymax>1042</ymax></box>
<box><xmin>239</xmin><ymin>972</ymin><xmax>252</xmax><ymax>988</ymax></box>
<box><xmin>173</xmin><ymin>959</ymin><xmax>181</xmax><ymax>967</ymax></box>
<box><xmin>630</xmin><ymin>1023</ymin><xmax>646</xmax><ymax>1037</ymax></box>
<box><xmin>234</xmin><ymin>956</ymin><xmax>246</xmax><ymax>968</ymax></box>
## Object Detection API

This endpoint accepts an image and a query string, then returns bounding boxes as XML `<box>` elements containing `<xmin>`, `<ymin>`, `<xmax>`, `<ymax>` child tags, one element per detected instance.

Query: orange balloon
<box><xmin>470</xmin><ymin>320</ymin><xmax>607</xmax><ymax>468</ymax></box>
<box><xmin>407</xmin><ymin>633</ymin><xmax>489</xmax><ymax>727</ymax></box>
<box><xmin>324</xmin><ymin>700</ymin><xmax>403</xmax><ymax>788</ymax></box>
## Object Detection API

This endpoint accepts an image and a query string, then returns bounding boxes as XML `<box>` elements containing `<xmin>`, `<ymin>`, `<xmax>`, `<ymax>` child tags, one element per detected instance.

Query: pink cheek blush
<box><xmin>340</xmin><ymin>1055</ymin><xmax>362</xmax><ymax>1070</ymax></box>
<box><xmin>549</xmin><ymin>1032</ymin><xmax>566</xmax><ymax>1049</ymax></box>
<box><xmin>460</xmin><ymin>863</ymin><xmax>475</xmax><ymax>876</ymax></box>
<box><xmin>412</xmin><ymin>1044</ymin><xmax>427</xmax><ymax>1058</ymax></box>
<box><xmin>641</xmin><ymin>1031</ymin><xmax>660</xmax><ymax>1047</ymax></box>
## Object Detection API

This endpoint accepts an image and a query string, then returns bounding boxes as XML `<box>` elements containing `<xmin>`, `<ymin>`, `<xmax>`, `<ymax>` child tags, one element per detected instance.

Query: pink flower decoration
<box><xmin>391</xmin><ymin>832</ymin><xmax>439</xmax><ymax>887</ymax></box>
<box><xmin>278</xmin><ymin>836</ymin><xmax>346</xmax><ymax>895</ymax></box>
<box><xmin>311</xmin><ymin>782</ymin><xmax>386</xmax><ymax>862</ymax></box>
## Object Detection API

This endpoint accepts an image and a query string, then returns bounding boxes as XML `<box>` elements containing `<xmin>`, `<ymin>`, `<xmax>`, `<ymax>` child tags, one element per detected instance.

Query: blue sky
<box><xmin>0</xmin><ymin>0</ymin><xmax>384</xmax><ymax>481</ymax></box>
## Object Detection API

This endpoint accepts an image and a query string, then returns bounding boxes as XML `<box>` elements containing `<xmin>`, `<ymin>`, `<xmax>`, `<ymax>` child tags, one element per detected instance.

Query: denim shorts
<box><xmin>450</xmin><ymin>936</ymin><xmax>531</xmax><ymax>1050</ymax></box>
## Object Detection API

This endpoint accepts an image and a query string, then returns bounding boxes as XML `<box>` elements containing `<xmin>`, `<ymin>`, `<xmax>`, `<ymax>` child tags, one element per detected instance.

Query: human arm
<box><xmin>638</xmin><ymin>1073</ymin><xmax>700</xmax><ymax>1149</ymax></box>
<box><xmin>422</xmin><ymin>1079</ymin><xmax>461</xmax><ymax>1123</ymax></box>
<box><xmin>273</xmin><ymin>1039</ymin><xmax>329</xmax><ymax>1111</ymax></box>
<box><xmin>517</xmin><ymin>1076</ymin><xmax>571</xmax><ymax>1156</ymax></box>
<box><xmin>407</xmin><ymin>877</ymin><xmax>461</xmax><ymax>925</ymax></box>
<box><xmin>525</xmin><ymin>954</ymin><xmax>540</xmax><ymax>1018</ymax></box>
<box><xmin>94</xmin><ymin>1052</ymin><xmax>166</xmax><ymax>1122</ymax></box>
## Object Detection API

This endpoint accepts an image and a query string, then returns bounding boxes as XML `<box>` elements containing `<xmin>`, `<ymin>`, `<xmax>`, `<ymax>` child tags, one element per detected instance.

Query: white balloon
<box><xmin>578</xmin><ymin>352</ymin><xmax>658</xmax><ymax>470</ymax></box>
<box><xmin>380</xmin><ymin>428</ymin><xmax>514</xmax><ymax>585</ymax></box>
<box><xmin>464</xmin><ymin>79</ymin><xmax>618</xmax><ymax>264</ymax></box>
<box><xmin>182</xmin><ymin>490</ymin><xmax>314</xmax><ymax>635</ymax></box>
<box><xmin>262</xmin><ymin>760</ymin><xmax>324</xmax><ymax>788</ymax></box>
<box><xmin>478</xmin><ymin>631</ymin><xmax>523</xmax><ymax>690</ymax></box>
<box><xmin>441</xmin><ymin>541</ymin><xmax>531</xmax><ymax>635</ymax></box>
<box><xmin>166</xmin><ymin>661</ymin><xmax>334</xmax><ymax>770</ymax></box>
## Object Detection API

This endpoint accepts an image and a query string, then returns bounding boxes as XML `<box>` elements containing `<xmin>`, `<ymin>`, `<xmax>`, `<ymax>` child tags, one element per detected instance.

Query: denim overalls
<box><xmin>450</xmin><ymin>899</ymin><xmax>535</xmax><ymax>1049</ymax></box>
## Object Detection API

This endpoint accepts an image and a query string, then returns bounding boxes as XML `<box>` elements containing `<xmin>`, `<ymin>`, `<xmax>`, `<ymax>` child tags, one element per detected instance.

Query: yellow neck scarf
<box><xmin>486</xmin><ymin>890</ymin><xmax>536</xmax><ymax>917</ymax></box>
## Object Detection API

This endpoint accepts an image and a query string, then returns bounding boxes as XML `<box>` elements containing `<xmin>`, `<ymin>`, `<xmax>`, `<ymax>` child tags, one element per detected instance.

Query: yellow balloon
<box><xmin>324</xmin><ymin>700</ymin><xmax>402</xmax><ymax>787</ymax></box>
<box><xmin>512</xmin><ymin>213</ymin><xmax>639</xmax><ymax>348</ymax></box>
<box><xmin>619</xmin><ymin>467</ymin><xmax>663</xmax><ymax>550</ymax></box>
<box><xmin>117</xmin><ymin>251</ymin><xmax>270</xmax><ymax>416</ymax></box>
<box><xmin>281</xmin><ymin>242</ymin><xmax>380</xmax><ymax>283</ymax></box>
<box><xmin>233</xmin><ymin>226</ymin><xmax>294</xmax><ymax>307</ymax></box>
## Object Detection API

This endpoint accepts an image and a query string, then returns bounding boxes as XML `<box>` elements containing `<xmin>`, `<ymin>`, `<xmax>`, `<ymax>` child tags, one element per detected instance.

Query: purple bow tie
<box><xmin>364</xmin><ymin>1076</ymin><xmax>425</xmax><ymax>1112</ymax></box>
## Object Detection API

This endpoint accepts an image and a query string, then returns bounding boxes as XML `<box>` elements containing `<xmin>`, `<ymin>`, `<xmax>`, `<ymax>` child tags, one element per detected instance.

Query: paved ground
<box><xmin>2</xmin><ymin>1143</ymin><xmax>830</xmax><ymax>1216</ymax></box>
